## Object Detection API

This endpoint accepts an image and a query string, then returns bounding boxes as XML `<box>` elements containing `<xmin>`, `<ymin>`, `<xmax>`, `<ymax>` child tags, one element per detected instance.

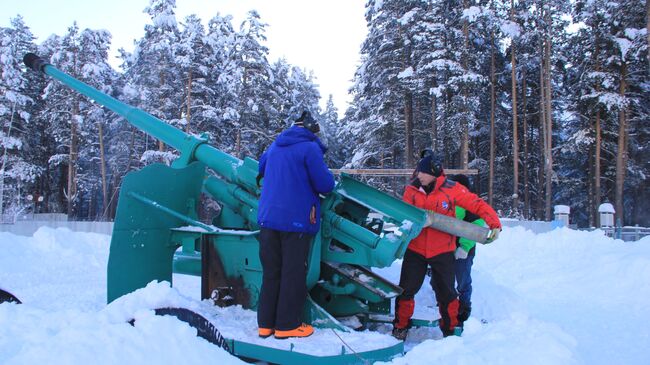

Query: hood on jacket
<box><xmin>276</xmin><ymin>125</ymin><xmax>328</xmax><ymax>153</ymax></box>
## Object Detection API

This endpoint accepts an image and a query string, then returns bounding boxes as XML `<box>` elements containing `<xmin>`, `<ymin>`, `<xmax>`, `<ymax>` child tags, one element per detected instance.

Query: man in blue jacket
<box><xmin>256</xmin><ymin>111</ymin><xmax>335</xmax><ymax>339</ymax></box>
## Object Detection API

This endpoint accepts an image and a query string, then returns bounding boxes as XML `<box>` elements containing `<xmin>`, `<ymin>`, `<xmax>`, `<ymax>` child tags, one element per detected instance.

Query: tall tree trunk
<box><xmin>460</xmin><ymin>0</ymin><xmax>470</xmax><ymax>169</ymax></box>
<box><xmin>43</xmin><ymin>166</ymin><xmax>50</xmax><ymax>212</ymax></box>
<box><xmin>489</xmin><ymin>30</ymin><xmax>496</xmax><ymax>206</ymax></box>
<box><xmin>110</xmin><ymin>127</ymin><xmax>137</xmax><ymax>220</ymax></box>
<box><xmin>588</xmin><ymin>143</ymin><xmax>595</xmax><ymax>227</ymax></box>
<box><xmin>593</xmin><ymin>42</ymin><xmax>602</xmax><ymax>226</ymax></box>
<box><xmin>544</xmin><ymin>36</ymin><xmax>553</xmax><ymax>221</ymax></box>
<box><xmin>185</xmin><ymin>69</ymin><xmax>193</xmax><ymax>133</ymax></box>
<box><xmin>539</xmin><ymin>37</ymin><xmax>547</xmax><ymax>221</ymax></box>
<box><xmin>158</xmin><ymin>71</ymin><xmax>165</xmax><ymax>152</ymax></box>
<box><xmin>235</xmin><ymin>129</ymin><xmax>241</xmax><ymax>158</ymax></box>
<box><xmin>615</xmin><ymin>61</ymin><xmax>627</xmax><ymax>226</ymax></box>
<box><xmin>110</xmin><ymin>173</ymin><xmax>120</xmax><ymax>219</ymax></box>
<box><xmin>88</xmin><ymin>188</ymin><xmax>94</xmax><ymax>220</ymax></box>
<box><xmin>58</xmin><ymin>164</ymin><xmax>66</xmax><ymax>212</ymax></box>
<box><xmin>67</xmin><ymin>101</ymin><xmax>79</xmax><ymax>217</ymax></box>
<box><xmin>431</xmin><ymin>91</ymin><xmax>437</xmax><ymax>151</ymax></box>
<box><xmin>522</xmin><ymin>67</ymin><xmax>530</xmax><ymax>219</ymax></box>
<box><xmin>510</xmin><ymin>0</ymin><xmax>520</xmax><ymax>213</ymax></box>
<box><xmin>647</xmin><ymin>0</ymin><xmax>650</xmax><ymax>68</ymax></box>
<box><xmin>98</xmin><ymin>122</ymin><xmax>108</xmax><ymax>219</ymax></box>
<box><xmin>0</xmin><ymin>101</ymin><xmax>16</xmax><ymax>215</ymax></box>
<box><xmin>405</xmin><ymin>92</ymin><xmax>414</xmax><ymax>167</ymax></box>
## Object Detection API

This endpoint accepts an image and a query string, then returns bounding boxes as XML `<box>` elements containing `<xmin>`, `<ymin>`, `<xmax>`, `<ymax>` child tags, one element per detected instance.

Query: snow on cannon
<box><xmin>24</xmin><ymin>53</ymin><xmax>490</xmax><ymax>364</ymax></box>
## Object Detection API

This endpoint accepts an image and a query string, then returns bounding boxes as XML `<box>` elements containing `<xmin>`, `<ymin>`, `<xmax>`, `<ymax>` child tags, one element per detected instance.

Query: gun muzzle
<box><xmin>23</xmin><ymin>53</ymin><xmax>49</xmax><ymax>73</ymax></box>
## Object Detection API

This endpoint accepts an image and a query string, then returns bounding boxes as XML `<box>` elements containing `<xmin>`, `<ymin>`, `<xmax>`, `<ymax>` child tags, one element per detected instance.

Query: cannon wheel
<box><xmin>129</xmin><ymin>307</ymin><xmax>231</xmax><ymax>353</ymax></box>
<box><xmin>0</xmin><ymin>288</ymin><xmax>21</xmax><ymax>304</ymax></box>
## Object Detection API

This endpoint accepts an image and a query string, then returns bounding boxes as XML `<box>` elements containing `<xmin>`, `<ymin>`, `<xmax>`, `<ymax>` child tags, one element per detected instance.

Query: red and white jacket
<box><xmin>403</xmin><ymin>175</ymin><xmax>501</xmax><ymax>258</ymax></box>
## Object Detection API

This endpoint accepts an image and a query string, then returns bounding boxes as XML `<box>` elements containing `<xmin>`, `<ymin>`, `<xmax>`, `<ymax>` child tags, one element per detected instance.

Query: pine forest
<box><xmin>0</xmin><ymin>0</ymin><xmax>648</xmax><ymax>227</ymax></box>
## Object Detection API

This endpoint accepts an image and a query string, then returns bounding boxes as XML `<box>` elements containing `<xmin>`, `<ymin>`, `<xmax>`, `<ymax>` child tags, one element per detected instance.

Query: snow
<box><xmin>2</xmin><ymin>226</ymin><xmax>650</xmax><ymax>364</ymax></box>
<box><xmin>175</xmin><ymin>225</ymin><xmax>258</xmax><ymax>236</ymax></box>
<box><xmin>397</xmin><ymin>66</ymin><xmax>414</xmax><ymax>79</ymax></box>
<box><xmin>462</xmin><ymin>6</ymin><xmax>483</xmax><ymax>22</ymax></box>
<box><xmin>500</xmin><ymin>20</ymin><xmax>521</xmax><ymax>39</ymax></box>
<box><xmin>554</xmin><ymin>205</ymin><xmax>570</xmax><ymax>214</ymax></box>
<box><xmin>400</xmin><ymin>219</ymin><xmax>413</xmax><ymax>231</ymax></box>
<box><xmin>0</xmin><ymin>133</ymin><xmax>22</xmax><ymax>149</ymax></box>
<box><xmin>373</xmin><ymin>0</ymin><xmax>384</xmax><ymax>13</ymax></box>
<box><xmin>350</xmin><ymin>148</ymin><xmax>368</xmax><ymax>166</ymax></box>
<box><xmin>624</xmin><ymin>27</ymin><xmax>646</xmax><ymax>40</ymax></box>
<box><xmin>430</xmin><ymin>86</ymin><xmax>443</xmax><ymax>97</ymax></box>
<box><xmin>152</xmin><ymin>14</ymin><xmax>178</xmax><ymax>29</ymax></box>
<box><xmin>598</xmin><ymin>203</ymin><xmax>615</xmax><ymax>213</ymax></box>
<box><xmin>581</xmin><ymin>91</ymin><xmax>627</xmax><ymax>111</ymax></box>
<box><xmin>398</xmin><ymin>9</ymin><xmax>418</xmax><ymax>26</ymax></box>
<box><xmin>615</xmin><ymin>37</ymin><xmax>632</xmax><ymax>60</ymax></box>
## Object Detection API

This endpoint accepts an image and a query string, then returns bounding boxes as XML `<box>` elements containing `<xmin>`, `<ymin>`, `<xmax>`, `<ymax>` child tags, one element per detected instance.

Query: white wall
<box><xmin>0</xmin><ymin>220</ymin><xmax>114</xmax><ymax>236</ymax></box>
<box><xmin>500</xmin><ymin>219</ymin><xmax>561</xmax><ymax>234</ymax></box>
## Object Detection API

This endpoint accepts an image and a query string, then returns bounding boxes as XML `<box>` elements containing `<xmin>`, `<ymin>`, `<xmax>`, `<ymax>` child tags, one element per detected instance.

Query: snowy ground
<box><xmin>1</xmin><ymin>226</ymin><xmax>649</xmax><ymax>364</ymax></box>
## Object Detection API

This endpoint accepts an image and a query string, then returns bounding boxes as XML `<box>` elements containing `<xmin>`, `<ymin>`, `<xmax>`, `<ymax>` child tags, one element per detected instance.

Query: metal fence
<box><xmin>599</xmin><ymin>226</ymin><xmax>650</xmax><ymax>242</ymax></box>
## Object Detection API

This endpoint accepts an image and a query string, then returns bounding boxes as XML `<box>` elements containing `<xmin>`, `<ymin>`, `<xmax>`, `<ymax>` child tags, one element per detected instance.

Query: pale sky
<box><xmin>1</xmin><ymin>0</ymin><xmax>368</xmax><ymax>116</ymax></box>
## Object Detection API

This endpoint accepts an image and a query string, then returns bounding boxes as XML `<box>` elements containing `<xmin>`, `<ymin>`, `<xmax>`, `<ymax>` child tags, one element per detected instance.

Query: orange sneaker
<box><xmin>258</xmin><ymin>328</ymin><xmax>274</xmax><ymax>338</ymax></box>
<box><xmin>274</xmin><ymin>323</ymin><xmax>314</xmax><ymax>339</ymax></box>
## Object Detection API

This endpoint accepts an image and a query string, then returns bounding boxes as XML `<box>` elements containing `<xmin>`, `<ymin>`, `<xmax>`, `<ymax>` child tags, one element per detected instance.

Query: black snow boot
<box><xmin>391</xmin><ymin>327</ymin><xmax>409</xmax><ymax>341</ymax></box>
<box><xmin>457</xmin><ymin>303</ymin><xmax>472</xmax><ymax>326</ymax></box>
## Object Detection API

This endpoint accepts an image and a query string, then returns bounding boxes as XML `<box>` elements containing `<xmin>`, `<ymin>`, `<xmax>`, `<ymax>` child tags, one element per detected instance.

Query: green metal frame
<box><xmin>107</xmin><ymin>162</ymin><xmax>206</xmax><ymax>302</ymax></box>
<box><xmin>229</xmin><ymin>338</ymin><xmax>403</xmax><ymax>365</ymax></box>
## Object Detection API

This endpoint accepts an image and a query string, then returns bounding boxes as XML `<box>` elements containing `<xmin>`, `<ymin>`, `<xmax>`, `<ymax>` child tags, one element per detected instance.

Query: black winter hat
<box><xmin>295</xmin><ymin>111</ymin><xmax>320</xmax><ymax>133</ymax></box>
<box><xmin>417</xmin><ymin>152</ymin><xmax>443</xmax><ymax>177</ymax></box>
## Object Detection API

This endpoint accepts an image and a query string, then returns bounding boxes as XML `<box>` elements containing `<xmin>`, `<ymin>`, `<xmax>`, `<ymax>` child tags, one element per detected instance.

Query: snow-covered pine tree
<box><xmin>285</xmin><ymin>66</ymin><xmax>321</xmax><ymax>118</ymax></box>
<box><xmin>201</xmin><ymin>13</ymin><xmax>239</xmax><ymax>152</ymax></box>
<box><xmin>455</xmin><ymin>2</ymin><xmax>503</xmax><ymax>209</ymax></box>
<box><xmin>568</xmin><ymin>0</ymin><xmax>620</xmax><ymax>226</ymax></box>
<box><xmin>74</xmin><ymin>28</ymin><xmax>116</xmax><ymax>219</ymax></box>
<box><xmin>175</xmin><ymin>14</ymin><xmax>209</xmax><ymax>134</ymax></box>
<box><xmin>39</xmin><ymin>23</ymin><xmax>86</xmax><ymax>217</ymax></box>
<box><xmin>565</xmin><ymin>0</ymin><xmax>647</xmax><ymax>226</ymax></box>
<box><xmin>230</xmin><ymin>10</ymin><xmax>274</xmax><ymax>159</ymax></box>
<box><xmin>38</xmin><ymin>24</ymin><xmax>115</xmax><ymax>218</ymax></box>
<box><xmin>606</xmin><ymin>0</ymin><xmax>648</xmax><ymax>226</ymax></box>
<box><xmin>347</xmin><ymin>0</ymin><xmax>418</xmax><ymax>176</ymax></box>
<box><xmin>268</xmin><ymin>58</ymin><xmax>293</xmax><ymax>126</ymax></box>
<box><xmin>503</xmin><ymin>0</ymin><xmax>543</xmax><ymax>220</ymax></box>
<box><xmin>0</xmin><ymin>16</ymin><xmax>40</xmax><ymax>219</ymax></box>
<box><xmin>121</xmin><ymin>0</ymin><xmax>181</xmax><ymax>165</ymax></box>
<box><xmin>321</xmin><ymin>95</ymin><xmax>344</xmax><ymax>167</ymax></box>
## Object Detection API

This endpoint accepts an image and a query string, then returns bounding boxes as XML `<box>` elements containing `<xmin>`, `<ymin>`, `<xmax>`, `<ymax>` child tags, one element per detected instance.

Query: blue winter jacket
<box><xmin>257</xmin><ymin>126</ymin><xmax>335</xmax><ymax>234</ymax></box>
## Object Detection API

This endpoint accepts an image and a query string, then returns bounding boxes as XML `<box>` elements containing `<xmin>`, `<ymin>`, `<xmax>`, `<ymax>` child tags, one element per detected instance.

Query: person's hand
<box><xmin>485</xmin><ymin>228</ymin><xmax>501</xmax><ymax>244</ymax></box>
<box><xmin>310</xmin><ymin>206</ymin><xmax>317</xmax><ymax>224</ymax></box>
<box><xmin>454</xmin><ymin>247</ymin><xmax>468</xmax><ymax>260</ymax></box>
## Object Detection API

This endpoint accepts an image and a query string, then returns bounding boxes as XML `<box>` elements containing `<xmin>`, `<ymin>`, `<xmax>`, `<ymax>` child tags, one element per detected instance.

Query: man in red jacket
<box><xmin>392</xmin><ymin>152</ymin><xmax>501</xmax><ymax>340</ymax></box>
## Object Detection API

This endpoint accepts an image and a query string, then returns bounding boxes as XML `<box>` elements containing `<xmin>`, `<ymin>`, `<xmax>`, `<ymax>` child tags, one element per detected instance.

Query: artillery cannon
<box><xmin>23</xmin><ymin>53</ymin><xmax>489</xmax><ymax>364</ymax></box>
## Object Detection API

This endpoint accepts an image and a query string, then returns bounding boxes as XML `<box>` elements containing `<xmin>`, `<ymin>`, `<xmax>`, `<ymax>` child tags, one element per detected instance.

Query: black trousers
<box><xmin>396</xmin><ymin>249</ymin><xmax>459</xmax><ymax>333</ymax></box>
<box><xmin>257</xmin><ymin>228</ymin><xmax>312</xmax><ymax>331</ymax></box>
